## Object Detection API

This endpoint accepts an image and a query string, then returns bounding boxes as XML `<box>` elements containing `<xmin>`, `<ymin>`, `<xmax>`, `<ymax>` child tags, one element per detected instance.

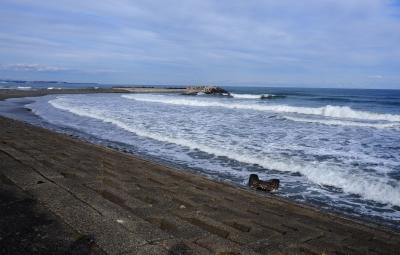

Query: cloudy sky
<box><xmin>0</xmin><ymin>0</ymin><xmax>399</xmax><ymax>88</ymax></box>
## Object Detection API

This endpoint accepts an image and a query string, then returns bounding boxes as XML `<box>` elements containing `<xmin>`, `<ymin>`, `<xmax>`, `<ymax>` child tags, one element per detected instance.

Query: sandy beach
<box><xmin>1</xmin><ymin>90</ymin><xmax>400</xmax><ymax>255</ymax></box>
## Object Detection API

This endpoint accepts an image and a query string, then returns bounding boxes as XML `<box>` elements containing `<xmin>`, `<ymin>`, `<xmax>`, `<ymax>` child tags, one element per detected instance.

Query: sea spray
<box><xmin>49</xmin><ymin>96</ymin><xmax>400</xmax><ymax>207</ymax></box>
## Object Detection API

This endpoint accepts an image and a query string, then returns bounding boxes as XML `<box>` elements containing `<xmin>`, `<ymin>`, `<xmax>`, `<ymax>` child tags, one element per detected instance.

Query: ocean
<box><xmin>1</xmin><ymin>85</ymin><xmax>400</xmax><ymax>228</ymax></box>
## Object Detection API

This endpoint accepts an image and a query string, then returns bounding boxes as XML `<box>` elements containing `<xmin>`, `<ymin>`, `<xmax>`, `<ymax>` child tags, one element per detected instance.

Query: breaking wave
<box><xmin>122</xmin><ymin>94</ymin><xmax>400</xmax><ymax>122</ymax></box>
<box><xmin>231</xmin><ymin>93</ymin><xmax>262</xmax><ymax>99</ymax></box>
<box><xmin>284</xmin><ymin>116</ymin><xmax>400</xmax><ymax>129</ymax></box>
<box><xmin>230</xmin><ymin>93</ymin><xmax>278</xmax><ymax>99</ymax></box>
<box><xmin>17</xmin><ymin>86</ymin><xmax>32</xmax><ymax>90</ymax></box>
<box><xmin>49</xmin><ymin>97</ymin><xmax>400</xmax><ymax>207</ymax></box>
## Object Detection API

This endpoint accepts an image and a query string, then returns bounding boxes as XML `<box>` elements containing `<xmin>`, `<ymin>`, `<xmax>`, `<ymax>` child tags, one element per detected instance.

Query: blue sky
<box><xmin>0</xmin><ymin>0</ymin><xmax>399</xmax><ymax>88</ymax></box>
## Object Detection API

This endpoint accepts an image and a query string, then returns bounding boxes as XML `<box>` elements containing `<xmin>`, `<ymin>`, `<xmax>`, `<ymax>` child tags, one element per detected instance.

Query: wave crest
<box><xmin>230</xmin><ymin>93</ymin><xmax>278</xmax><ymax>99</ymax></box>
<box><xmin>231</xmin><ymin>93</ymin><xmax>262</xmax><ymax>99</ymax></box>
<box><xmin>122</xmin><ymin>95</ymin><xmax>400</xmax><ymax>122</ymax></box>
<box><xmin>284</xmin><ymin>116</ymin><xmax>399</xmax><ymax>129</ymax></box>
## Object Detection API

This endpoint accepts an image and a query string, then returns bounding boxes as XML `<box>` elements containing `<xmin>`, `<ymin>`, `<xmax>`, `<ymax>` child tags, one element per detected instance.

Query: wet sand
<box><xmin>0</xmin><ymin>90</ymin><xmax>399</xmax><ymax>254</ymax></box>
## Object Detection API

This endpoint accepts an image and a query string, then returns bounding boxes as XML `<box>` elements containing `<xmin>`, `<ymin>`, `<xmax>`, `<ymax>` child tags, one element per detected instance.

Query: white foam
<box><xmin>231</xmin><ymin>93</ymin><xmax>263</xmax><ymax>99</ymax></box>
<box><xmin>122</xmin><ymin>94</ymin><xmax>400</xmax><ymax>122</ymax></box>
<box><xmin>48</xmin><ymin>97</ymin><xmax>400</xmax><ymax>207</ymax></box>
<box><xmin>17</xmin><ymin>86</ymin><xmax>32</xmax><ymax>90</ymax></box>
<box><xmin>284</xmin><ymin>116</ymin><xmax>399</xmax><ymax>129</ymax></box>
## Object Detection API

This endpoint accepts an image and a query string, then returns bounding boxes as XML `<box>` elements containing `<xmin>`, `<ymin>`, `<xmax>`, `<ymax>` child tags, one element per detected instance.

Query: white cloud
<box><xmin>0</xmin><ymin>0</ymin><xmax>399</xmax><ymax>87</ymax></box>
<box><xmin>0</xmin><ymin>64</ymin><xmax>68</xmax><ymax>72</ymax></box>
<box><xmin>0</xmin><ymin>63</ymin><xmax>120</xmax><ymax>75</ymax></box>
<box><xmin>368</xmin><ymin>74</ymin><xmax>383</xmax><ymax>79</ymax></box>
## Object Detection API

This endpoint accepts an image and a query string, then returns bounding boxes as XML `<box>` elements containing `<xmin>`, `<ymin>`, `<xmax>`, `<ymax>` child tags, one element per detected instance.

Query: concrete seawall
<box><xmin>0</xmin><ymin>116</ymin><xmax>399</xmax><ymax>254</ymax></box>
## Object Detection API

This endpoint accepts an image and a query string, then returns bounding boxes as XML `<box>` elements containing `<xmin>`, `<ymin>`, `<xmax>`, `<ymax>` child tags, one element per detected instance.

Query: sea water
<box><xmin>3</xmin><ymin>87</ymin><xmax>400</xmax><ymax>228</ymax></box>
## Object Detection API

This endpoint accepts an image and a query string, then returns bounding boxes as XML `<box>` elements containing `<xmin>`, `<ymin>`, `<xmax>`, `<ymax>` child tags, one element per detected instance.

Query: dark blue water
<box><xmin>226</xmin><ymin>86</ymin><xmax>400</xmax><ymax>114</ymax></box>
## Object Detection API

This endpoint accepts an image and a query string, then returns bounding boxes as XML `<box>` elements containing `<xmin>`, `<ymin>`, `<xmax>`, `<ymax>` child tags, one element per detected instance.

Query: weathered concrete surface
<box><xmin>0</xmin><ymin>116</ymin><xmax>399</xmax><ymax>255</ymax></box>
<box><xmin>0</xmin><ymin>163</ymin><xmax>105</xmax><ymax>254</ymax></box>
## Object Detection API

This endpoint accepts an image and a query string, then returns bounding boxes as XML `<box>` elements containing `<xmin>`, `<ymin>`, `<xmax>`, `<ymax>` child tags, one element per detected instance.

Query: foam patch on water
<box><xmin>122</xmin><ymin>94</ymin><xmax>400</xmax><ymax>122</ymax></box>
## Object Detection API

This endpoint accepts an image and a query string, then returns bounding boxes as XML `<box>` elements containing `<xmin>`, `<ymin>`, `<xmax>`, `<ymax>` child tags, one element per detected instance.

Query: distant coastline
<box><xmin>2</xmin><ymin>79</ymin><xmax>400</xmax><ymax>91</ymax></box>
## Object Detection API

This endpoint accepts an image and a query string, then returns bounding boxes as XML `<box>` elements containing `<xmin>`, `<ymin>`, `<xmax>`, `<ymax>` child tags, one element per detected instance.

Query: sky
<box><xmin>0</xmin><ymin>0</ymin><xmax>400</xmax><ymax>88</ymax></box>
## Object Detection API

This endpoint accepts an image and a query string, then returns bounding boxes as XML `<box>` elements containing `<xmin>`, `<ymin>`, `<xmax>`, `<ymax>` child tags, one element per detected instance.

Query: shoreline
<box><xmin>1</xmin><ymin>89</ymin><xmax>400</xmax><ymax>254</ymax></box>
<box><xmin>2</xmin><ymin>94</ymin><xmax>398</xmax><ymax>231</ymax></box>
<box><xmin>0</xmin><ymin>86</ymin><xmax>191</xmax><ymax>101</ymax></box>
